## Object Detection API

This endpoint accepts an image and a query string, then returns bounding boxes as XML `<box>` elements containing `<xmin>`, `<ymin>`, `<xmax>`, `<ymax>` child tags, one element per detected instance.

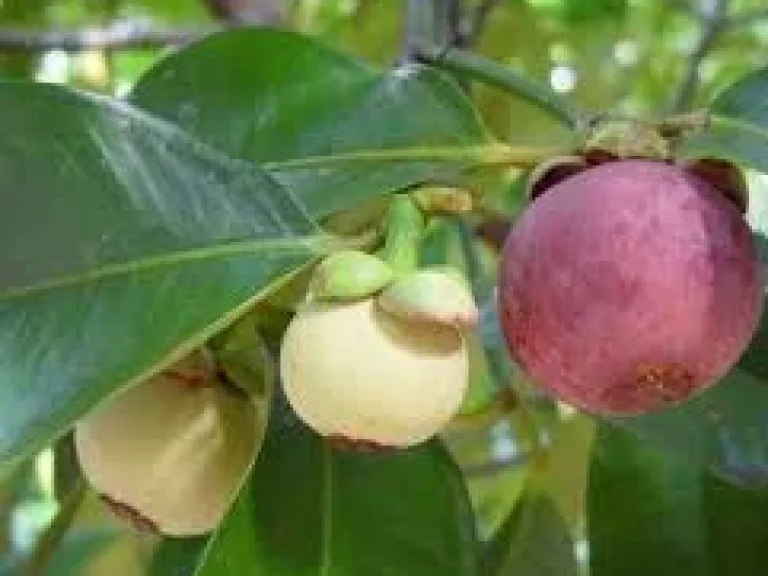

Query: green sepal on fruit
<box><xmin>581</xmin><ymin>118</ymin><xmax>672</xmax><ymax>160</ymax></box>
<box><xmin>377</xmin><ymin>267</ymin><xmax>479</xmax><ymax>330</ymax></box>
<box><xmin>307</xmin><ymin>250</ymin><xmax>394</xmax><ymax>303</ymax></box>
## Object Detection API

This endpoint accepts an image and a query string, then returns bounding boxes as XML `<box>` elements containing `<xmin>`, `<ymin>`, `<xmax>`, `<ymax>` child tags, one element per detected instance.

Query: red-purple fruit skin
<box><xmin>498</xmin><ymin>160</ymin><xmax>764</xmax><ymax>415</ymax></box>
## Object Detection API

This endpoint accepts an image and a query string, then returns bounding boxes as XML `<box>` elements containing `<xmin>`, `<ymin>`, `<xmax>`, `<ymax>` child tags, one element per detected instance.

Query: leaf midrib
<box><xmin>0</xmin><ymin>235</ymin><xmax>330</xmax><ymax>302</ymax></box>
<box><xmin>261</xmin><ymin>144</ymin><xmax>504</xmax><ymax>170</ymax></box>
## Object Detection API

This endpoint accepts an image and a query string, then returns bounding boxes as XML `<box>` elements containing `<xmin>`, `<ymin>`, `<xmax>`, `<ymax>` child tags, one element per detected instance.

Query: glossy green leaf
<box><xmin>128</xmin><ymin>28</ymin><xmax>492</xmax><ymax>219</ymax></box>
<box><xmin>482</xmin><ymin>487</ymin><xmax>577</xmax><ymax>576</ymax></box>
<box><xmin>0</xmin><ymin>28</ymin><xmax>491</xmax><ymax>473</ymax></box>
<box><xmin>589</xmin><ymin>424</ymin><xmax>768</xmax><ymax>576</ymax></box>
<box><xmin>681</xmin><ymin>67</ymin><xmax>768</xmax><ymax>174</ymax></box>
<box><xmin>0</xmin><ymin>81</ymin><xmax>328</xmax><ymax>472</ymax></box>
<box><xmin>157</xmin><ymin>409</ymin><xmax>479</xmax><ymax>576</ymax></box>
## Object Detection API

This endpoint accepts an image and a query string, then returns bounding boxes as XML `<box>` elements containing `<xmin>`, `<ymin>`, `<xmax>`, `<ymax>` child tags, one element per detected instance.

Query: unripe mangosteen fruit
<box><xmin>498</xmin><ymin>159</ymin><xmax>764</xmax><ymax>415</ymax></box>
<box><xmin>279</xmin><ymin>298</ymin><xmax>469</xmax><ymax>448</ymax></box>
<box><xmin>74</xmin><ymin>354</ymin><xmax>259</xmax><ymax>536</ymax></box>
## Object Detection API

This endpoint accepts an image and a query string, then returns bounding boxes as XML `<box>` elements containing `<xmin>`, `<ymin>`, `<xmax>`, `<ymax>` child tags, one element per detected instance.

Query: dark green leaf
<box><xmin>0</xmin><ymin>81</ymin><xmax>326</xmax><ymax>472</ymax></box>
<box><xmin>170</xmin><ymin>409</ymin><xmax>479</xmax><ymax>576</ymax></box>
<box><xmin>129</xmin><ymin>28</ymin><xmax>491</xmax><ymax>219</ymax></box>
<box><xmin>612</xmin><ymin>368</ymin><xmax>768</xmax><ymax>488</ymax></box>
<box><xmin>589</xmin><ymin>425</ymin><xmax>708</xmax><ymax>575</ymax></box>
<box><xmin>151</xmin><ymin>536</ymin><xmax>207</xmax><ymax>576</ymax></box>
<box><xmin>189</xmin><ymin>466</ymin><xmax>262</xmax><ymax>576</ymax></box>
<box><xmin>589</xmin><ymin>424</ymin><xmax>768</xmax><ymax>576</ymax></box>
<box><xmin>482</xmin><ymin>487</ymin><xmax>577</xmax><ymax>576</ymax></box>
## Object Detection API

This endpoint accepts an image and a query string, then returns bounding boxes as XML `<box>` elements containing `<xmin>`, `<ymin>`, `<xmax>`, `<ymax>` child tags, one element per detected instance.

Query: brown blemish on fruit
<box><xmin>327</xmin><ymin>434</ymin><xmax>392</xmax><ymax>453</ymax></box>
<box><xmin>161</xmin><ymin>349</ymin><xmax>218</xmax><ymax>388</ymax></box>
<box><xmin>163</xmin><ymin>368</ymin><xmax>211</xmax><ymax>387</ymax></box>
<box><xmin>100</xmin><ymin>494</ymin><xmax>159</xmax><ymax>534</ymax></box>
<box><xmin>636</xmin><ymin>362</ymin><xmax>696</xmax><ymax>404</ymax></box>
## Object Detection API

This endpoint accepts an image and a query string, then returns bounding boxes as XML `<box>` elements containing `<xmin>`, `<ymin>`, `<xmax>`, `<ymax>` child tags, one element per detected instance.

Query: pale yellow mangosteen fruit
<box><xmin>74</xmin><ymin>352</ymin><xmax>259</xmax><ymax>537</ymax></box>
<box><xmin>279</xmin><ymin>298</ymin><xmax>469</xmax><ymax>448</ymax></box>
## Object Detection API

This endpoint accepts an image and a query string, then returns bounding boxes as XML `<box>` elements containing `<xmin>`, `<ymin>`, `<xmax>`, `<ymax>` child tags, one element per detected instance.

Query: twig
<box><xmin>669</xmin><ymin>0</ymin><xmax>730</xmax><ymax>113</ymax></box>
<box><xmin>454</xmin><ymin>217</ymin><xmax>493</xmax><ymax>299</ymax></box>
<box><xmin>459</xmin><ymin>0</ymin><xmax>503</xmax><ymax>47</ymax></box>
<box><xmin>203</xmin><ymin>0</ymin><xmax>284</xmax><ymax>24</ymax></box>
<box><xmin>403</xmin><ymin>0</ymin><xmax>461</xmax><ymax>63</ymax></box>
<box><xmin>414</xmin><ymin>40</ymin><xmax>586</xmax><ymax>128</ymax></box>
<box><xmin>455</xmin><ymin>216</ymin><xmax>529</xmax><ymax>400</ymax></box>
<box><xmin>445</xmin><ymin>0</ymin><xmax>464</xmax><ymax>46</ymax></box>
<box><xmin>0</xmin><ymin>21</ymin><xmax>225</xmax><ymax>52</ymax></box>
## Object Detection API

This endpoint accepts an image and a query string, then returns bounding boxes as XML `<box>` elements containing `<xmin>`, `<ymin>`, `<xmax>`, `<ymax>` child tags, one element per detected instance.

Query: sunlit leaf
<box><xmin>129</xmin><ymin>28</ymin><xmax>492</xmax><ymax>219</ymax></box>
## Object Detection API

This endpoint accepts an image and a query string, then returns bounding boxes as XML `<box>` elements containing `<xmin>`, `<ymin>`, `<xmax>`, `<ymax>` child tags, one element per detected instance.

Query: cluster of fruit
<box><xmin>73</xmin><ymin>121</ymin><xmax>764</xmax><ymax>537</ymax></box>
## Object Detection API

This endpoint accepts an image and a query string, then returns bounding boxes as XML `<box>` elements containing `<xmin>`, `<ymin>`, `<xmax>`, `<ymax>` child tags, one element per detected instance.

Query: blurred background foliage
<box><xmin>1</xmin><ymin>0</ymin><xmax>767</xmax><ymax>574</ymax></box>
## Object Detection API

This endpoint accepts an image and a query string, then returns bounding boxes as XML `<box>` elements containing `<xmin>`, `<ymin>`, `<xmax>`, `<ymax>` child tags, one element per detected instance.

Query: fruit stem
<box><xmin>413</xmin><ymin>185</ymin><xmax>474</xmax><ymax>216</ymax></box>
<box><xmin>453</xmin><ymin>217</ymin><xmax>547</xmax><ymax>454</ymax></box>
<box><xmin>213</xmin><ymin>314</ymin><xmax>275</xmax><ymax>400</ymax></box>
<box><xmin>378</xmin><ymin>195</ymin><xmax>426</xmax><ymax>276</ymax></box>
<box><xmin>412</xmin><ymin>40</ymin><xmax>588</xmax><ymax>130</ymax></box>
